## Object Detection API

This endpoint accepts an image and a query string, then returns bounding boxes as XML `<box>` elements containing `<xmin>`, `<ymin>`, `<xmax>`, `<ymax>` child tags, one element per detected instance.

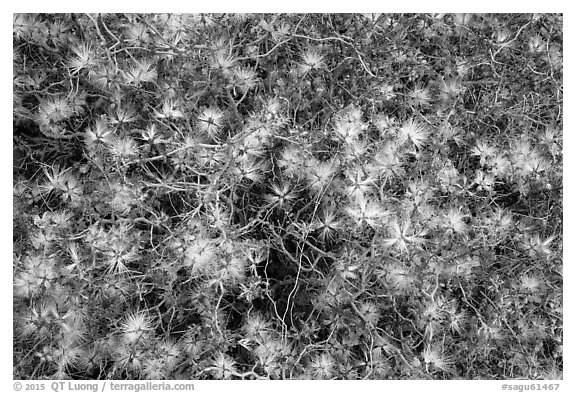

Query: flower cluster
<box><xmin>13</xmin><ymin>13</ymin><xmax>562</xmax><ymax>381</ymax></box>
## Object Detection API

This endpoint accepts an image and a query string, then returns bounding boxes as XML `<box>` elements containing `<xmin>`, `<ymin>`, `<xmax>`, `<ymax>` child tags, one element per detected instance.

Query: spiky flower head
<box><xmin>243</xmin><ymin>313</ymin><xmax>273</xmax><ymax>339</ymax></box>
<box><xmin>442</xmin><ymin>207</ymin><xmax>468</xmax><ymax>235</ymax></box>
<box><xmin>305</xmin><ymin>158</ymin><xmax>339</xmax><ymax>194</ymax></box>
<box><xmin>277</xmin><ymin>145</ymin><xmax>307</xmax><ymax>177</ymax></box>
<box><xmin>208</xmin><ymin>352</ymin><xmax>238</xmax><ymax>379</ymax></box>
<box><xmin>232</xmin><ymin>155</ymin><xmax>268</xmax><ymax>184</ymax></box>
<box><xmin>309</xmin><ymin>352</ymin><xmax>335</xmax><ymax>379</ymax></box>
<box><xmin>438</xmin><ymin>77</ymin><xmax>465</xmax><ymax>101</ymax></box>
<box><xmin>124</xmin><ymin>22</ymin><xmax>150</xmax><ymax>45</ymax></box>
<box><xmin>344</xmin><ymin>196</ymin><xmax>387</xmax><ymax>228</ymax></box>
<box><xmin>383</xmin><ymin>218</ymin><xmax>427</xmax><ymax>254</ymax></box>
<box><xmin>85</xmin><ymin>117</ymin><xmax>113</xmax><ymax>146</ymax></box>
<box><xmin>474</xmin><ymin>170</ymin><xmax>495</xmax><ymax>191</ymax></box>
<box><xmin>519</xmin><ymin>233</ymin><xmax>555</xmax><ymax>258</ymax></box>
<box><xmin>528</xmin><ymin>34</ymin><xmax>545</xmax><ymax>53</ymax></box>
<box><xmin>385</xmin><ymin>262</ymin><xmax>415</xmax><ymax>292</ymax></box>
<box><xmin>41</xmin><ymin>164</ymin><xmax>74</xmax><ymax>194</ymax></box>
<box><xmin>232</xmin><ymin>66</ymin><xmax>258</xmax><ymax>92</ymax></box>
<box><xmin>197</xmin><ymin>107</ymin><xmax>225</xmax><ymax>138</ymax></box>
<box><xmin>313</xmin><ymin>205</ymin><xmax>342</xmax><ymax>242</ymax></box>
<box><xmin>211</xmin><ymin>51</ymin><xmax>237</xmax><ymax>77</ymax></box>
<box><xmin>209</xmin><ymin>245</ymin><xmax>247</xmax><ymax>286</ymax></box>
<box><xmin>446</xmin><ymin>300</ymin><xmax>468</xmax><ymax>335</ymax></box>
<box><xmin>125</xmin><ymin>58</ymin><xmax>157</xmax><ymax>86</ymax></box>
<box><xmin>155</xmin><ymin>100</ymin><xmax>184</xmax><ymax>119</ymax></box>
<box><xmin>398</xmin><ymin>118</ymin><xmax>428</xmax><ymax>149</ymax></box>
<box><xmin>471</xmin><ymin>139</ymin><xmax>497</xmax><ymax>166</ymax></box>
<box><xmin>299</xmin><ymin>47</ymin><xmax>326</xmax><ymax>74</ymax></box>
<box><xmin>372</xmin><ymin>113</ymin><xmax>397</xmax><ymax>137</ymax></box>
<box><xmin>422</xmin><ymin>345</ymin><xmax>454</xmax><ymax>374</ymax></box>
<box><xmin>108</xmin><ymin>136</ymin><xmax>139</xmax><ymax>159</ymax></box>
<box><xmin>109</xmin><ymin>106</ymin><xmax>138</xmax><ymax>125</ymax></box>
<box><xmin>120</xmin><ymin>311</ymin><xmax>154</xmax><ymax>344</ymax></box>
<box><xmin>368</xmin><ymin>142</ymin><xmax>405</xmax><ymax>184</ymax></box>
<box><xmin>185</xmin><ymin>236</ymin><xmax>217</xmax><ymax>275</ymax></box>
<box><xmin>89</xmin><ymin>64</ymin><xmax>118</xmax><ymax>91</ymax></box>
<box><xmin>409</xmin><ymin>83</ymin><xmax>431</xmax><ymax>107</ymax></box>
<box><xmin>67</xmin><ymin>42</ymin><xmax>95</xmax><ymax>74</ymax></box>
<box><xmin>344</xmin><ymin>167</ymin><xmax>376</xmax><ymax>200</ymax></box>
<box><xmin>37</xmin><ymin>96</ymin><xmax>75</xmax><ymax>126</ymax></box>
<box><xmin>19</xmin><ymin>301</ymin><xmax>59</xmax><ymax>339</ymax></box>
<box><xmin>265</xmin><ymin>181</ymin><xmax>298</xmax><ymax>209</ymax></box>
<box><xmin>359</xmin><ymin>302</ymin><xmax>381</xmax><ymax>326</ymax></box>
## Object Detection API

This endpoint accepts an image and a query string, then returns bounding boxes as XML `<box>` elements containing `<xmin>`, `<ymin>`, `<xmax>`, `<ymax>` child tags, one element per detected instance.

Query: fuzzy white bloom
<box><xmin>333</xmin><ymin>120</ymin><xmax>362</xmax><ymax>143</ymax></box>
<box><xmin>243</xmin><ymin>313</ymin><xmax>273</xmax><ymax>339</ymax></box>
<box><xmin>232</xmin><ymin>66</ymin><xmax>258</xmax><ymax>92</ymax></box>
<box><xmin>523</xmin><ymin>152</ymin><xmax>551</xmax><ymax>174</ymax></box>
<box><xmin>344</xmin><ymin>167</ymin><xmax>376</xmax><ymax>199</ymax></box>
<box><xmin>309</xmin><ymin>352</ymin><xmax>335</xmax><ymax>379</ymax></box>
<box><xmin>53</xmin><ymin>342</ymin><xmax>84</xmax><ymax>370</ymax></box>
<box><xmin>333</xmin><ymin>106</ymin><xmax>367</xmax><ymax>139</ymax></box>
<box><xmin>41</xmin><ymin>165</ymin><xmax>74</xmax><ymax>193</ymax></box>
<box><xmin>345</xmin><ymin>196</ymin><xmax>387</xmax><ymax>228</ymax></box>
<box><xmin>232</xmin><ymin>156</ymin><xmax>268</xmax><ymax>183</ymax></box>
<box><xmin>210</xmin><ymin>245</ymin><xmax>247</xmax><ymax>285</ymax></box>
<box><xmin>446</xmin><ymin>300</ymin><xmax>468</xmax><ymax>335</ymax></box>
<box><xmin>125</xmin><ymin>58</ymin><xmax>157</xmax><ymax>85</ymax></box>
<box><xmin>241</xmin><ymin>127</ymin><xmax>274</xmax><ymax>153</ymax></box>
<box><xmin>85</xmin><ymin>117</ymin><xmax>113</xmax><ymax>146</ymax></box>
<box><xmin>120</xmin><ymin>311</ymin><xmax>154</xmax><ymax>343</ymax></box>
<box><xmin>37</xmin><ymin>96</ymin><xmax>75</xmax><ymax>126</ymax></box>
<box><xmin>398</xmin><ymin>118</ymin><xmax>428</xmax><ymax>149</ymax></box>
<box><xmin>471</xmin><ymin>139</ymin><xmax>497</xmax><ymax>165</ymax></box>
<box><xmin>67</xmin><ymin>43</ymin><xmax>95</xmax><ymax>74</ymax></box>
<box><xmin>341</xmin><ymin>138</ymin><xmax>368</xmax><ymax>161</ymax></box>
<box><xmin>519</xmin><ymin>233</ymin><xmax>555</xmax><ymax>258</ymax></box>
<box><xmin>185</xmin><ymin>237</ymin><xmax>217</xmax><ymax>275</ymax></box>
<box><xmin>156</xmin><ymin>100</ymin><xmax>184</xmax><ymax>119</ymax></box>
<box><xmin>265</xmin><ymin>181</ymin><xmax>297</xmax><ymax>208</ymax></box>
<box><xmin>313</xmin><ymin>205</ymin><xmax>342</xmax><ymax>241</ymax></box>
<box><xmin>383</xmin><ymin>218</ymin><xmax>427</xmax><ymax>253</ymax></box>
<box><xmin>474</xmin><ymin>171</ymin><xmax>495</xmax><ymax>191</ymax></box>
<box><xmin>372</xmin><ymin>113</ymin><xmax>396</xmax><ymax>137</ymax></box>
<box><xmin>489</xmin><ymin>207</ymin><xmax>514</xmax><ymax>231</ymax></box>
<box><xmin>359</xmin><ymin>302</ymin><xmax>381</xmax><ymax>325</ymax></box>
<box><xmin>299</xmin><ymin>47</ymin><xmax>326</xmax><ymax>74</ymax></box>
<box><xmin>519</xmin><ymin>274</ymin><xmax>541</xmax><ymax>292</ymax></box>
<box><xmin>19</xmin><ymin>301</ymin><xmax>59</xmax><ymax>339</ymax></box>
<box><xmin>254</xmin><ymin>336</ymin><xmax>290</xmax><ymax>377</ymax></box>
<box><xmin>124</xmin><ymin>22</ymin><xmax>150</xmax><ymax>45</ymax></box>
<box><xmin>422</xmin><ymin>345</ymin><xmax>454</xmax><ymax>374</ymax></box>
<box><xmin>109</xmin><ymin>106</ymin><xmax>138</xmax><ymax>124</ymax></box>
<box><xmin>211</xmin><ymin>51</ymin><xmax>237</xmax><ymax>76</ymax></box>
<box><xmin>368</xmin><ymin>142</ymin><xmax>405</xmax><ymax>184</ymax></box>
<box><xmin>277</xmin><ymin>145</ymin><xmax>307</xmax><ymax>176</ymax></box>
<box><xmin>385</xmin><ymin>262</ymin><xmax>415</xmax><ymax>292</ymax></box>
<box><xmin>409</xmin><ymin>84</ymin><xmax>431</xmax><ymax>107</ymax></box>
<box><xmin>102</xmin><ymin>247</ymin><xmax>137</xmax><ymax>275</ymax></box>
<box><xmin>305</xmin><ymin>158</ymin><xmax>339</xmax><ymax>194</ymax></box>
<box><xmin>438</xmin><ymin>77</ymin><xmax>465</xmax><ymax>100</ymax></box>
<box><xmin>197</xmin><ymin>107</ymin><xmax>225</xmax><ymax>138</ymax></box>
<box><xmin>442</xmin><ymin>207</ymin><xmax>468</xmax><ymax>235</ymax></box>
<box><xmin>487</xmin><ymin>153</ymin><xmax>512</xmax><ymax>177</ymax></box>
<box><xmin>89</xmin><ymin>65</ymin><xmax>118</xmax><ymax>91</ymax></box>
<box><xmin>108</xmin><ymin>136</ymin><xmax>139</xmax><ymax>158</ymax></box>
<box><xmin>208</xmin><ymin>352</ymin><xmax>238</xmax><ymax>379</ymax></box>
<box><xmin>528</xmin><ymin>34</ymin><xmax>546</xmax><ymax>53</ymax></box>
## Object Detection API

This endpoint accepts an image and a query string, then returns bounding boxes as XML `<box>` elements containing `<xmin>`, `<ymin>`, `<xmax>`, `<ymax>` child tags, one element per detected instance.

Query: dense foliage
<box><xmin>13</xmin><ymin>13</ymin><xmax>562</xmax><ymax>380</ymax></box>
